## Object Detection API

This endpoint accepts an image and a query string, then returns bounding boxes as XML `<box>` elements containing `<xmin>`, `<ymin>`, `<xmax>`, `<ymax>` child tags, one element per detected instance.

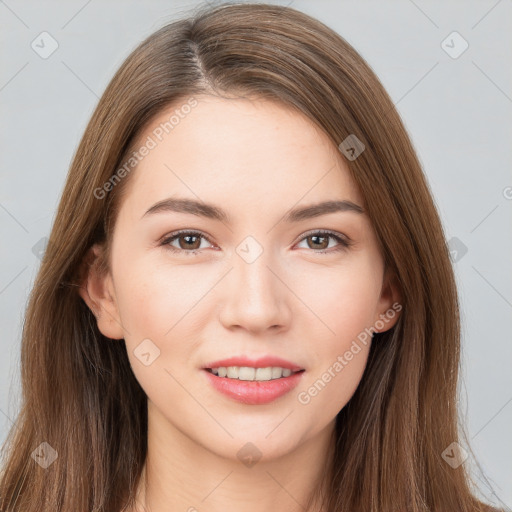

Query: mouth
<box><xmin>201</xmin><ymin>356</ymin><xmax>306</xmax><ymax>405</ymax></box>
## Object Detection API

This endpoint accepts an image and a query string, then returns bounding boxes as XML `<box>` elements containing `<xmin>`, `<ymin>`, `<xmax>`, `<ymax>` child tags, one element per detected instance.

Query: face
<box><xmin>81</xmin><ymin>94</ymin><xmax>400</xmax><ymax>462</ymax></box>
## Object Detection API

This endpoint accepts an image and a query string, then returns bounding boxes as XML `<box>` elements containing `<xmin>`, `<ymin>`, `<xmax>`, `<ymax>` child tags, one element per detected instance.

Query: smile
<box><xmin>203</xmin><ymin>367</ymin><xmax>305</xmax><ymax>405</ymax></box>
<box><xmin>207</xmin><ymin>366</ymin><xmax>303</xmax><ymax>381</ymax></box>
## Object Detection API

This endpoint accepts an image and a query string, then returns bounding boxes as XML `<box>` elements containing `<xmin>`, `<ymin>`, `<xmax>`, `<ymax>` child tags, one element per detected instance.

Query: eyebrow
<box><xmin>141</xmin><ymin>197</ymin><xmax>365</xmax><ymax>223</ymax></box>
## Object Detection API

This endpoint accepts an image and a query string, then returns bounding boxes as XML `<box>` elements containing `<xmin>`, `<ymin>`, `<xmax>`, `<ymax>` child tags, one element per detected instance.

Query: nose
<box><xmin>218</xmin><ymin>249</ymin><xmax>292</xmax><ymax>334</ymax></box>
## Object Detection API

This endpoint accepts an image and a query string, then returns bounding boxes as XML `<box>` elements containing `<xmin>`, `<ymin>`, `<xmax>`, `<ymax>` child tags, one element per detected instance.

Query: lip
<box><xmin>203</xmin><ymin>368</ymin><xmax>305</xmax><ymax>405</ymax></box>
<box><xmin>203</xmin><ymin>355</ymin><xmax>304</xmax><ymax>372</ymax></box>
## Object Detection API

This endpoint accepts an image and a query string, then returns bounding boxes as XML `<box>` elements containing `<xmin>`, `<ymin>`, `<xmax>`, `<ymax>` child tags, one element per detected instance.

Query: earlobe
<box><xmin>77</xmin><ymin>244</ymin><xmax>125</xmax><ymax>340</ymax></box>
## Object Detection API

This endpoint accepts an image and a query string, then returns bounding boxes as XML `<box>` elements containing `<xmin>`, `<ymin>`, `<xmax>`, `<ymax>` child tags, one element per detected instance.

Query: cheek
<box><xmin>114</xmin><ymin>245</ymin><xmax>381</xmax><ymax>405</ymax></box>
<box><xmin>116</xmin><ymin>249</ymin><xmax>381</xmax><ymax>357</ymax></box>
<box><xmin>294</xmin><ymin>257</ymin><xmax>382</xmax><ymax>347</ymax></box>
<box><xmin>114</xmin><ymin>264</ymin><xmax>196</xmax><ymax>406</ymax></box>
<box><xmin>293</xmin><ymin>259</ymin><xmax>380</xmax><ymax>414</ymax></box>
<box><xmin>113</xmin><ymin>256</ymin><xmax>216</xmax><ymax>388</ymax></box>
<box><xmin>113</xmin><ymin>255</ymin><xmax>204</xmax><ymax>338</ymax></box>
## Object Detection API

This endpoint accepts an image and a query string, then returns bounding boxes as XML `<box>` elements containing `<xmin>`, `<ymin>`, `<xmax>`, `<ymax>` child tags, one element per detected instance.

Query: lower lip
<box><xmin>203</xmin><ymin>369</ymin><xmax>305</xmax><ymax>405</ymax></box>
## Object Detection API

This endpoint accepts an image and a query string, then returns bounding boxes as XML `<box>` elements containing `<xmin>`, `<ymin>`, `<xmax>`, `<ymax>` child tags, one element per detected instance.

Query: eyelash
<box><xmin>159</xmin><ymin>229</ymin><xmax>353</xmax><ymax>256</ymax></box>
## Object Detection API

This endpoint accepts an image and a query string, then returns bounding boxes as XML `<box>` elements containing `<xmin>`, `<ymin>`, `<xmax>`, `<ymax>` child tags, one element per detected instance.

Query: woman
<box><xmin>0</xmin><ymin>3</ymin><xmax>504</xmax><ymax>511</ymax></box>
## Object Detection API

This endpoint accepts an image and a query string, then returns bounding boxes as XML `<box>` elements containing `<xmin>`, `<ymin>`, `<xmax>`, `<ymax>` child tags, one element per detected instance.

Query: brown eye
<box><xmin>306</xmin><ymin>234</ymin><xmax>330</xmax><ymax>250</ymax></box>
<box><xmin>161</xmin><ymin>230</ymin><xmax>212</xmax><ymax>256</ymax></box>
<box><xmin>176</xmin><ymin>234</ymin><xmax>201</xmax><ymax>250</ymax></box>
<box><xmin>160</xmin><ymin>229</ymin><xmax>352</xmax><ymax>257</ymax></box>
<box><xmin>296</xmin><ymin>230</ymin><xmax>352</xmax><ymax>254</ymax></box>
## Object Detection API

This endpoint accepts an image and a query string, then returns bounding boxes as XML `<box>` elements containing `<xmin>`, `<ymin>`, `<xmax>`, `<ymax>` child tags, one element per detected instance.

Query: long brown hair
<box><xmin>0</xmin><ymin>3</ymin><xmax>503</xmax><ymax>511</ymax></box>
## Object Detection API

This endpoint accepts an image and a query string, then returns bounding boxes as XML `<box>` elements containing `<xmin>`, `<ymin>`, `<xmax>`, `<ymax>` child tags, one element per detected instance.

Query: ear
<box><xmin>77</xmin><ymin>243</ymin><xmax>124</xmax><ymax>340</ymax></box>
<box><xmin>373</xmin><ymin>265</ymin><xmax>403</xmax><ymax>333</ymax></box>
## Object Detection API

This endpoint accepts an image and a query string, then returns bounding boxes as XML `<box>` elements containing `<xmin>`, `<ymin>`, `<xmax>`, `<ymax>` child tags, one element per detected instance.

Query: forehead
<box><xmin>120</xmin><ymin>95</ymin><xmax>364</xmax><ymax>220</ymax></box>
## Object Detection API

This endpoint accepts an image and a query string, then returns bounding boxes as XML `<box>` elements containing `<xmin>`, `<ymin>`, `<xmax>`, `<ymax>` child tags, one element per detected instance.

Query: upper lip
<box><xmin>203</xmin><ymin>356</ymin><xmax>304</xmax><ymax>372</ymax></box>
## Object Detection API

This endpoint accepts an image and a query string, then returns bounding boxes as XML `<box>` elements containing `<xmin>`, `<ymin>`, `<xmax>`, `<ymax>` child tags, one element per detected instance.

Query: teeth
<box><xmin>210</xmin><ymin>366</ymin><xmax>297</xmax><ymax>381</ymax></box>
<box><xmin>238</xmin><ymin>367</ymin><xmax>255</xmax><ymax>381</ymax></box>
<box><xmin>227</xmin><ymin>366</ymin><xmax>238</xmax><ymax>379</ymax></box>
<box><xmin>271</xmin><ymin>367</ymin><xmax>282</xmax><ymax>379</ymax></box>
<box><xmin>255</xmin><ymin>367</ymin><xmax>272</xmax><ymax>381</ymax></box>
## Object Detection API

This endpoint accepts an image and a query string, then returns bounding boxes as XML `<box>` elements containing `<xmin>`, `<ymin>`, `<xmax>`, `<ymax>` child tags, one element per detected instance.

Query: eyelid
<box><xmin>160</xmin><ymin>228</ymin><xmax>353</xmax><ymax>255</ymax></box>
<box><xmin>159</xmin><ymin>229</ymin><xmax>216</xmax><ymax>250</ymax></box>
<box><xmin>293</xmin><ymin>228</ymin><xmax>353</xmax><ymax>247</ymax></box>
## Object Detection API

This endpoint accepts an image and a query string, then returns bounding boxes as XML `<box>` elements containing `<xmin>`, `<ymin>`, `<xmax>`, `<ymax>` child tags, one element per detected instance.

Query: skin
<box><xmin>79</xmin><ymin>95</ymin><xmax>401</xmax><ymax>512</ymax></box>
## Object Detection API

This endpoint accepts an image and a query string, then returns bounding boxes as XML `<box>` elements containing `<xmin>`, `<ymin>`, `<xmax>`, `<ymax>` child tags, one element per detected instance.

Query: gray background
<box><xmin>1</xmin><ymin>0</ymin><xmax>510</xmax><ymax>508</ymax></box>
